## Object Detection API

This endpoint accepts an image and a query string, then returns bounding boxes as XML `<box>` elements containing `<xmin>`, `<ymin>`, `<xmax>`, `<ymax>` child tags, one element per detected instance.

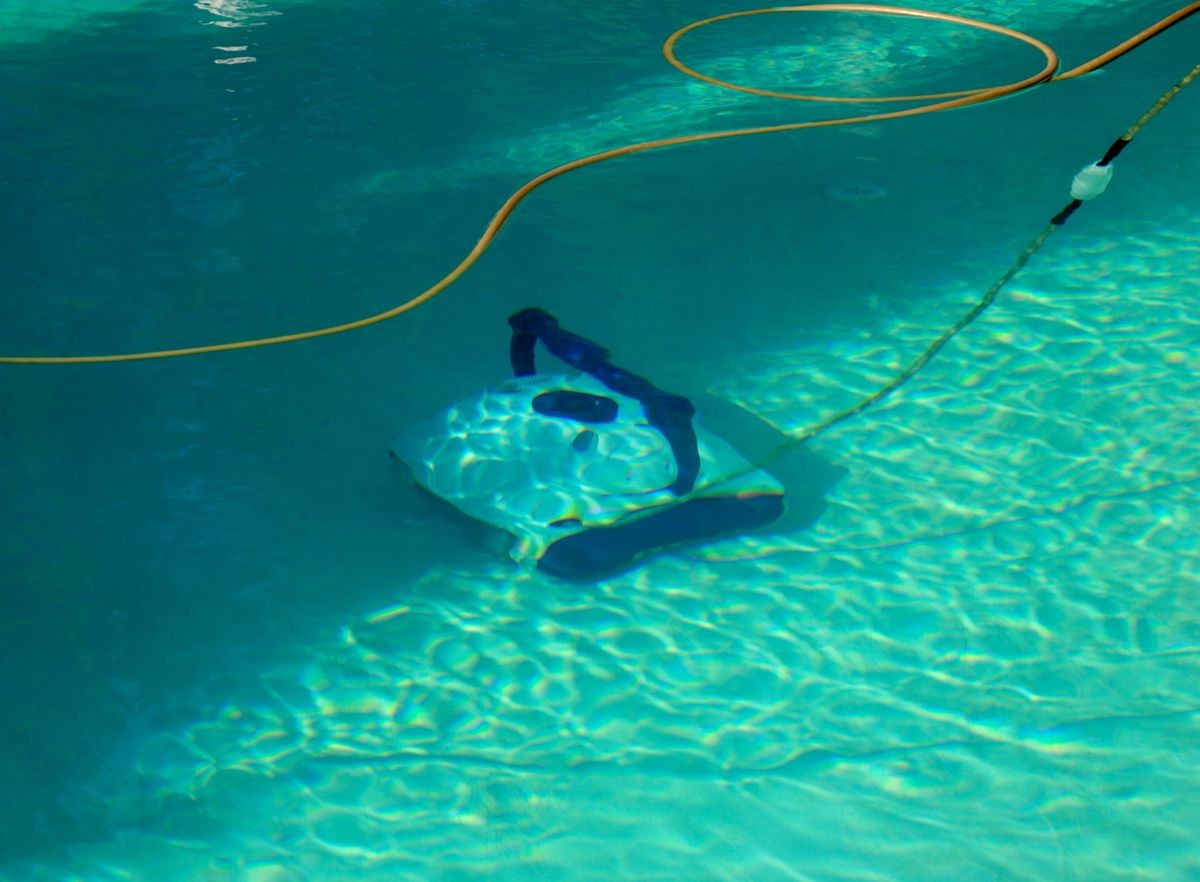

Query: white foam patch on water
<box><xmin>0</xmin><ymin>0</ymin><xmax>304</xmax><ymax>44</ymax></box>
<box><xmin>15</xmin><ymin>213</ymin><xmax>1200</xmax><ymax>881</ymax></box>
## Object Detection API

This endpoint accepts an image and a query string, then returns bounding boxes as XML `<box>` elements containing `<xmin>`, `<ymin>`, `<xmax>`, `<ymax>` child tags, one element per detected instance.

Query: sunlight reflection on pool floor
<box><xmin>20</xmin><ymin>210</ymin><xmax>1199</xmax><ymax>882</ymax></box>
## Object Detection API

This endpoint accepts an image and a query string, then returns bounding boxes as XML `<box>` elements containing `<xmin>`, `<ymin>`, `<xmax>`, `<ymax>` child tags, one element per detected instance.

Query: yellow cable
<box><xmin>2</xmin><ymin>2</ymin><xmax>1197</xmax><ymax>365</ymax></box>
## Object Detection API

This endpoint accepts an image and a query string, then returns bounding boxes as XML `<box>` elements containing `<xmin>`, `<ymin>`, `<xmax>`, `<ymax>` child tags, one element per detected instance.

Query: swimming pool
<box><xmin>1</xmin><ymin>0</ymin><xmax>1197</xmax><ymax>878</ymax></box>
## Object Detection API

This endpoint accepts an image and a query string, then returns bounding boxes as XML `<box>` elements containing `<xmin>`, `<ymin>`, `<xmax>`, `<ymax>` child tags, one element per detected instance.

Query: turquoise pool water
<box><xmin>1</xmin><ymin>0</ymin><xmax>1198</xmax><ymax>878</ymax></box>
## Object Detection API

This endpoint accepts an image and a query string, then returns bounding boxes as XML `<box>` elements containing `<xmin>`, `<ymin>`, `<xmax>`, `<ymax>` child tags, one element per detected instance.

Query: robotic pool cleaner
<box><xmin>392</xmin><ymin>308</ymin><xmax>837</xmax><ymax>581</ymax></box>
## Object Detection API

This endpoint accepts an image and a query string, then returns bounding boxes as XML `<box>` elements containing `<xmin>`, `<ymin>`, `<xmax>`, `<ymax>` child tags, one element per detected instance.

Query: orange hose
<box><xmin>3</xmin><ymin>2</ymin><xmax>1197</xmax><ymax>365</ymax></box>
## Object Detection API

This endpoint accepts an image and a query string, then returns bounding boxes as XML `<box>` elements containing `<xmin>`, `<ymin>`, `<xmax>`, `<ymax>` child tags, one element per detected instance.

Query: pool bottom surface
<box><xmin>11</xmin><ymin>209</ymin><xmax>1200</xmax><ymax>882</ymax></box>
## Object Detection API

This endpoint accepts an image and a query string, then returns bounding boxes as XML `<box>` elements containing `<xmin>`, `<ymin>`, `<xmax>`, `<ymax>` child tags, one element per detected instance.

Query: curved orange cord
<box><xmin>3</xmin><ymin>2</ymin><xmax>1197</xmax><ymax>364</ymax></box>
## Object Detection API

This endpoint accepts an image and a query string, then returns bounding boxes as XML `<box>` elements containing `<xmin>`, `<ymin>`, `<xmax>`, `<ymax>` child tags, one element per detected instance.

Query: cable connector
<box><xmin>1070</xmin><ymin>162</ymin><xmax>1114</xmax><ymax>200</ymax></box>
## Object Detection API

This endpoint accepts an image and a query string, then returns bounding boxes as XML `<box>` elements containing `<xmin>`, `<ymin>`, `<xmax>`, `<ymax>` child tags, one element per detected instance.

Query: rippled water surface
<box><xmin>1</xmin><ymin>0</ymin><xmax>1198</xmax><ymax>879</ymax></box>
